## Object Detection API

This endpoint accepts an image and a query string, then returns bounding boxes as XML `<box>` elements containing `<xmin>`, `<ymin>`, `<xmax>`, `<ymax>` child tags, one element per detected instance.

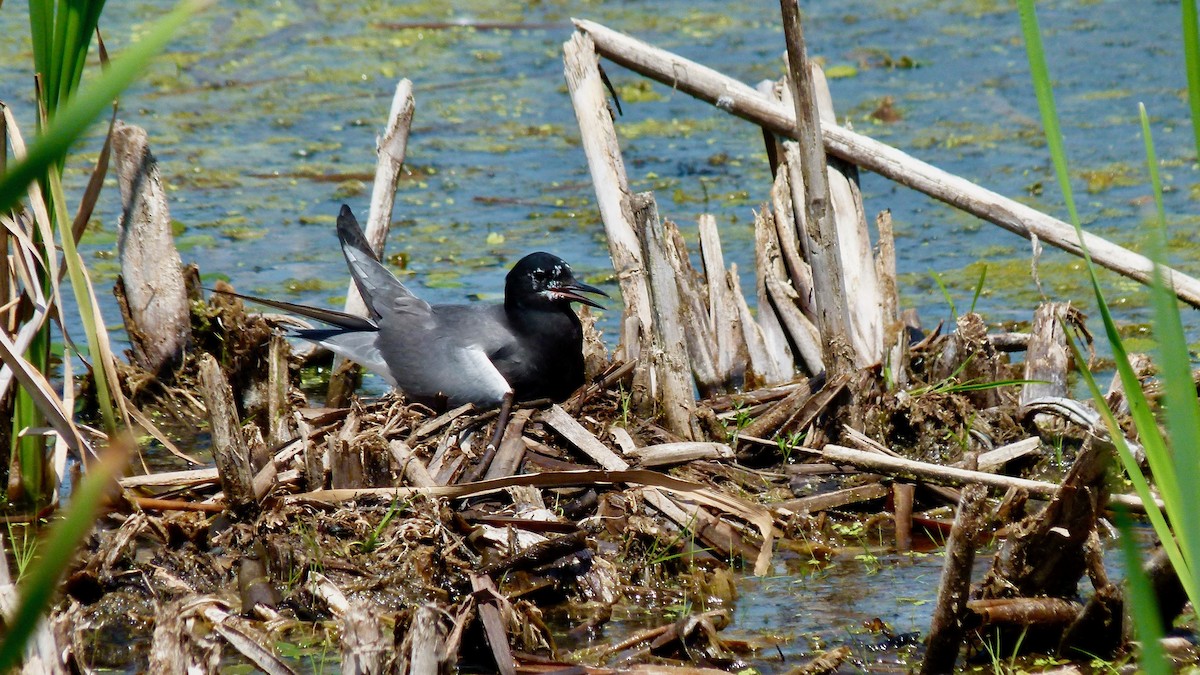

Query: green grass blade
<box><xmin>1065</xmin><ymin>331</ymin><xmax>1196</xmax><ymax>606</ymax></box>
<box><xmin>47</xmin><ymin>170</ymin><xmax>116</xmax><ymax>432</ymax></box>
<box><xmin>0</xmin><ymin>0</ymin><xmax>203</xmax><ymax>215</ymax></box>
<box><xmin>1141</xmin><ymin>103</ymin><xmax>1200</xmax><ymax>606</ymax></box>
<box><xmin>929</xmin><ymin>269</ymin><xmax>957</xmax><ymax>319</ymax></box>
<box><xmin>0</xmin><ymin>448</ymin><xmax>125</xmax><ymax>671</ymax></box>
<box><xmin>1182</xmin><ymin>0</ymin><xmax>1200</xmax><ymax>162</ymax></box>
<box><xmin>1017</xmin><ymin>0</ymin><xmax>1184</xmax><ymax>528</ymax></box>
<box><xmin>969</xmin><ymin>264</ymin><xmax>987</xmax><ymax>314</ymax></box>
<box><xmin>28</xmin><ymin>2</ymin><xmax>52</xmax><ymax>114</ymax></box>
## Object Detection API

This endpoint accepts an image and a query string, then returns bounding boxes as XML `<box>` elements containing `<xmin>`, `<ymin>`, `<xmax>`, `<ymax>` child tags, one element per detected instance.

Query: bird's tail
<box><xmin>207</xmin><ymin>287</ymin><xmax>377</xmax><ymax>332</ymax></box>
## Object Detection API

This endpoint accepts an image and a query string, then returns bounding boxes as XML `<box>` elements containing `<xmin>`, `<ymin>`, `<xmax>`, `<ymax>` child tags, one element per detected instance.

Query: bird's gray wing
<box><xmin>374</xmin><ymin>304</ymin><xmax>513</xmax><ymax>406</ymax></box>
<box><xmin>337</xmin><ymin>205</ymin><xmax>431</xmax><ymax>322</ymax></box>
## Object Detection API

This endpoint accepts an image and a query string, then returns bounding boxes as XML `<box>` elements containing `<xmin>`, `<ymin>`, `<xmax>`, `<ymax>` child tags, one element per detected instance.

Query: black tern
<box><xmin>217</xmin><ymin>205</ymin><xmax>608</xmax><ymax>413</ymax></box>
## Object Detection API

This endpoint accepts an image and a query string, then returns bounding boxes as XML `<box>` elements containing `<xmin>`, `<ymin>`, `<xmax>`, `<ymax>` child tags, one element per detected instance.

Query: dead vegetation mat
<box><xmin>49</xmin><ymin>299</ymin><xmax>1148</xmax><ymax>673</ymax></box>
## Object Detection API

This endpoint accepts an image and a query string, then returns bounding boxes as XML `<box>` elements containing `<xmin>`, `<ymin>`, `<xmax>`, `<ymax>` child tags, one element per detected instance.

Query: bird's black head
<box><xmin>505</xmin><ymin>252</ymin><xmax>608</xmax><ymax>310</ymax></box>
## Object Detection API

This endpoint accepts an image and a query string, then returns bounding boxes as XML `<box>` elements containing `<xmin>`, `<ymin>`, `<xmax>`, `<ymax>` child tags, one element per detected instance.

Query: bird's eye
<box><xmin>532</xmin><ymin>270</ymin><xmax>547</xmax><ymax>282</ymax></box>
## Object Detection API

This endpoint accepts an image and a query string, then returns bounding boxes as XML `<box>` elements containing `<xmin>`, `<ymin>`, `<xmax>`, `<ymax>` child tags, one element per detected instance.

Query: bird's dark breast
<box><xmin>496</xmin><ymin>309</ymin><xmax>585</xmax><ymax>402</ymax></box>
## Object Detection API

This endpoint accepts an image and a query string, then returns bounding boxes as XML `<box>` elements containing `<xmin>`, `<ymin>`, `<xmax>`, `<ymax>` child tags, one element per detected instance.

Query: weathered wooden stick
<box><xmin>119</xmin><ymin>467</ymin><xmax>219</xmax><ymax>489</ymax></box>
<box><xmin>756</xmin><ymin>208</ymin><xmax>823</xmax><ymax>374</ymax></box>
<box><xmin>893</xmin><ymin>482</ymin><xmax>915</xmax><ymax>553</ymax></box>
<box><xmin>736</xmin><ymin>259</ymin><xmax>793</xmax><ymax>386</ymax></box>
<box><xmin>266</xmin><ymin>333</ymin><xmax>294</xmax><ymax>449</ymax></box>
<box><xmin>921</xmin><ymin>481</ymin><xmax>988</xmax><ymax>675</ymax></box>
<box><xmin>112</xmin><ymin>121</ymin><xmax>192</xmax><ymax>376</ymax></box>
<box><xmin>820</xmin><ymin>444</ymin><xmax>1154</xmax><ymax>511</ymax></box>
<box><xmin>572</xmin><ymin>18</ymin><xmax>1200</xmax><ymax>308</ymax></box>
<box><xmin>470</xmin><ymin>574</ymin><xmax>517</xmax><ymax>675</ymax></box>
<box><xmin>630</xmin><ymin>441</ymin><xmax>733</xmax><ymax>467</ymax></box>
<box><xmin>483</xmin><ymin>409</ymin><xmax>532</xmax><ymax>480</ymax></box>
<box><xmin>773</xmin><ymin>483</ymin><xmax>888</xmax><ymax>516</ymax></box>
<box><xmin>197</xmin><ymin>355</ymin><xmax>255</xmax><ymax>512</ymax></box>
<box><xmin>389</xmin><ymin>440</ymin><xmax>436</xmax><ymax>488</ymax></box>
<box><xmin>874</xmin><ymin>210</ymin><xmax>906</xmax><ymax>387</ymax></box>
<box><xmin>328</xmin><ymin>79</ymin><xmax>415</xmax><ymax>407</ymax></box>
<box><xmin>663</xmin><ymin>218</ymin><xmax>721</xmax><ymax>395</ymax></box>
<box><xmin>768</xmin><ymin>161</ymin><xmax>816</xmax><ymax>321</ymax></box>
<box><xmin>402</xmin><ymin>604</ymin><xmax>448</xmax><ymax>675</ymax></box>
<box><xmin>340</xmin><ymin>600</ymin><xmax>391</xmax><ymax>675</ymax></box>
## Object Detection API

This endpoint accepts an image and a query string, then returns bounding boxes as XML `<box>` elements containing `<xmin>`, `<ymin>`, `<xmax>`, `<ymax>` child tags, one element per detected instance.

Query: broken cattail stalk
<box><xmin>328</xmin><ymin>78</ymin><xmax>416</xmax><ymax>407</ymax></box>
<box><xmin>563</xmin><ymin>32</ymin><xmax>653</xmax><ymax>361</ymax></box>
<box><xmin>112</xmin><ymin>121</ymin><xmax>192</xmax><ymax>377</ymax></box>
<box><xmin>197</xmin><ymin>354</ymin><xmax>255</xmax><ymax>512</ymax></box>
<box><xmin>697</xmin><ymin>214</ymin><xmax>751</xmax><ymax>389</ymax></box>
<box><xmin>635</xmin><ymin>192</ymin><xmax>701</xmax><ymax>440</ymax></box>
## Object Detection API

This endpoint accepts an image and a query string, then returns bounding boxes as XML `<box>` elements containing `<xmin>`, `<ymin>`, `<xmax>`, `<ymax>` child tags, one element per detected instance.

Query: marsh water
<box><xmin>0</xmin><ymin>0</ymin><xmax>1194</xmax><ymax>670</ymax></box>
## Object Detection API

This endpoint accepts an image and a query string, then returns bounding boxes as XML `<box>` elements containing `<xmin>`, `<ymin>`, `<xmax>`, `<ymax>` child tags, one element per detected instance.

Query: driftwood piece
<box><xmin>874</xmin><ymin>210</ymin><xmax>906</xmax><ymax>386</ymax></box>
<box><xmin>483</xmin><ymin>409</ymin><xmax>532</xmax><ymax>480</ymax></box>
<box><xmin>571</xmin><ymin>19</ymin><xmax>1200</xmax><ymax>308</ymax></box>
<box><xmin>663</xmin><ymin>219</ymin><xmax>721</xmax><ymax>395</ymax></box>
<box><xmin>563</xmin><ymin>32</ymin><xmax>652</xmax><ymax>363</ymax></box>
<box><xmin>389</xmin><ymin>440</ymin><xmax>436</xmax><ymax>488</ymax></box>
<box><xmin>111</xmin><ymin>121</ymin><xmax>191</xmax><ymax>376</ymax></box>
<box><xmin>119</xmin><ymin>467</ymin><xmax>219</xmax><ymax>490</ymax></box>
<box><xmin>197</xmin><ymin>354</ymin><xmax>255</xmax><ymax>513</ymax></box>
<box><xmin>967</xmin><ymin>597</ymin><xmax>1083</xmax><ymax>627</ymax></box>
<box><xmin>634</xmin><ymin>192</ymin><xmax>700</xmax><ymax>440</ymax></box>
<box><xmin>972</xmin><ymin>437</ymin><xmax>1041</xmax><ymax>472</ymax></box>
<box><xmin>327</xmin><ymin>78</ymin><xmax>416</xmax><ymax>407</ymax></box>
<box><xmin>920</xmin><ymin>481</ymin><xmax>988</xmax><ymax>675</ymax></box>
<box><xmin>893</xmin><ymin>482</ymin><xmax>915</xmax><ymax>553</ymax></box>
<box><xmin>266</xmin><ymin>334</ymin><xmax>295</xmax><ymax>448</ymax></box>
<box><xmin>198</xmin><ymin>604</ymin><xmax>296</xmax><ymax>675</ymax></box>
<box><xmin>778</xmin><ymin>3</ymin><xmax>855</xmax><ymax>378</ymax></box>
<box><xmin>773</xmin><ymin>483</ymin><xmax>888</xmax><ymax>516</ymax></box>
<box><xmin>329</xmin><ymin>412</ymin><xmax>364</xmax><ymax>490</ymax></box>
<box><xmin>736</xmin><ymin>257</ymin><xmax>793</xmax><ymax>386</ymax></box>
<box><xmin>767</xmin><ymin>151</ymin><xmax>816</xmax><ymax>321</ymax></box>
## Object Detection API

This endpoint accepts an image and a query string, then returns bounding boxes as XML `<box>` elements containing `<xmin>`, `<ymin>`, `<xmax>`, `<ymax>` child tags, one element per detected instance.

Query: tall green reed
<box><xmin>1017</xmin><ymin>0</ymin><xmax>1200</xmax><ymax>669</ymax></box>
<box><xmin>1</xmin><ymin>0</ymin><xmax>200</xmax><ymax>506</ymax></box>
